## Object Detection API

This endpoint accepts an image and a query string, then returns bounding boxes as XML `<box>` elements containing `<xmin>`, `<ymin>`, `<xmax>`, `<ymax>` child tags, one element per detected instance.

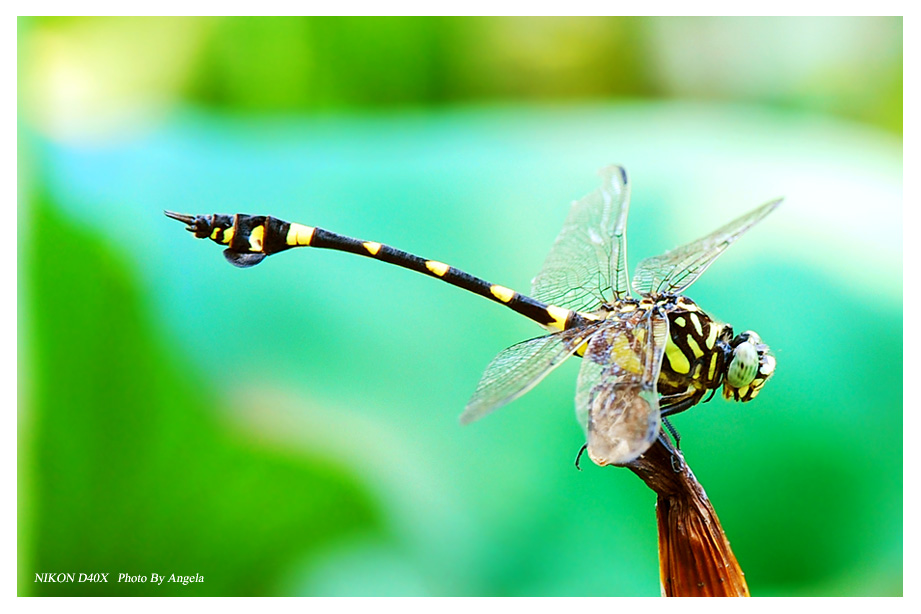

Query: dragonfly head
<box><xmin>722</xmin><ymin>330</ymin><xmax>775</xmax><ymax>402</ymax></box>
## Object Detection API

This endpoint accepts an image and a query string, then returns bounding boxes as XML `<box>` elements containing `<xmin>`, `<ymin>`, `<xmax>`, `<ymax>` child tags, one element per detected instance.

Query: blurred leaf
<box><xmin>20</xmin><ymin>192</ymin><xmax>386</xmax><ymax>596</ymax></box>
<box><xmin>20</xmin><ymin>17</ymin><xmax>902</xmax><ymax>140</ymax></box>
<box><xmin>189</xmin><ymin>17</ymin><xmax>449</xmax><ymax>110</ymax></box>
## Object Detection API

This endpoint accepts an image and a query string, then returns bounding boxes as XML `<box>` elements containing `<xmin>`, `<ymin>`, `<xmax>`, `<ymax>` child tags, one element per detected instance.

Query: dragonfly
<box><xmin>166</xmin><ymin>165</ymin><xmax>779</xmax><ymax>467</ymax></box>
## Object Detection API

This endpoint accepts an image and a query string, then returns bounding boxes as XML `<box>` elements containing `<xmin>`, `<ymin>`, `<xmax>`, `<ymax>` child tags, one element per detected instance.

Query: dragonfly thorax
<box><xmin>583</xmin><ymin>296</ymin><xmax>652</xmax><ymax>323</ymax></box>
<box><xmin>646</xmin><ymin>295</ymin><xmax>775</xmax><ymax>411</ymax></box>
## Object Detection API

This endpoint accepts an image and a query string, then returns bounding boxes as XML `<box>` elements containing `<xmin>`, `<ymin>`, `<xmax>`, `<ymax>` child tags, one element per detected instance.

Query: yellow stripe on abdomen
<box><xmin>425</xmin><ymin>260</ymin><xmax>449</xmax><ymax>277</ymax></box>
<box><xmin>490</xmin><ymin>285</ymin><xmax>516</xmax><ymax>303</ymax></box>
<box><xmin>210</xmin><ymin>226</ymin><xmax>235</xmax><ymax>245</ymax></box>
<box><xmin>546</xmin><ymin>305</ymin><xmax>571</xmax><ymax>331</ymax></box>
<box><xmin>249</xmin><ymin>225</ymin><xmax>265</xmax><ymax>251</ymax></box>
<box><xmin>286</xmin><ymin>223</ymin><xmax>316</xmax><ymax>246</ymax></box>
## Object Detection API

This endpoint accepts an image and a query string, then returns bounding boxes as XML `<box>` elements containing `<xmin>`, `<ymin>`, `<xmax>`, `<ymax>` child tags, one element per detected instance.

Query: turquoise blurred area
<box><xmin>18</xmin><ymin>17</ymin><xmax>902</xmax><ymax>597</ymax></box>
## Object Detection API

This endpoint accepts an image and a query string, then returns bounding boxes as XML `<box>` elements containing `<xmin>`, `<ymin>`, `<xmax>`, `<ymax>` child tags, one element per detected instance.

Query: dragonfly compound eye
<box><xmin>723</xmin><ymin>331</ymin><xmax>775</xmax><ymax>402</ymax></box>
<box><xmin>727</xmin><ymin>341</ymin><xmax>759</xmax><ymax>388</ymax></box>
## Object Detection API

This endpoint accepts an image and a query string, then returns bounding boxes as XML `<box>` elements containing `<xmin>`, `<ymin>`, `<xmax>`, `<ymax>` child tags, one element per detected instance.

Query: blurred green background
<box><xmin>17</xmin><ymin>17</ymin><xmax>902</xmax><ymax>596</ymax></box>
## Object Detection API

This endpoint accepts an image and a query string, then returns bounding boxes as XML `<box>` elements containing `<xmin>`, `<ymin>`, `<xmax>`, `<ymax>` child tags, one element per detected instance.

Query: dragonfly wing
<box><xmin>460</xmin><ymin>323</ymin><xmax>604</xmax><ymax>425</ymax></box>
<box><xmin>631</xmin><ymin>198</ymin><xmax>781</xmax><ymax>296</ymax></box>
<box><xmin>531</xmin><ymin>165</ymin><xmax>632</xmax><ymax>312</ymax></box>
<box><xmin>575</xmin><ymin>308</ymin><xmax>669</xmax><ymax>466</ymax></box>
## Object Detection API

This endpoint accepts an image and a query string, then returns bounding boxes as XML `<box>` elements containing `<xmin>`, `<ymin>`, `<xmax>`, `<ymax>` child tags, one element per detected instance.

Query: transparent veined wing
<box><xmin>460</xmin><ymin>323</ymin><xmax>606</xmax><ymax>425</ymax></box>
<box><xmin>531</xmin><ymin>165</ymin><xmax>632</xmax><ymax>312</ymax></box>
<box><xmin>575</xmin><ymin>307</ymin><xmax>669</xmax><ymax>466</ymax></box>
<box><xmin>631</xmin><ymin>198</ymin><xmax>781</xmax><ymax>297</ymax></box>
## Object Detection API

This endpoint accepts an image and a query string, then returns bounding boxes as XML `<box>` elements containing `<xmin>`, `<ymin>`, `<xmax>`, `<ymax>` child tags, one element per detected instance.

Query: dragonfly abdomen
<box><xmin>165</xmin><ymin>211</ymin><xmax>585</xmax><ymax>331</ymax></box>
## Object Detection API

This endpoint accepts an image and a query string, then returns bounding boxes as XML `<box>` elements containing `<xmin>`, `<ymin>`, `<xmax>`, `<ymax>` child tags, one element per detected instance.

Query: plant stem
<box><xmin>626</xmin><ymin>438</ymin><xmax>749</xmax><ymax>597</ymax></box>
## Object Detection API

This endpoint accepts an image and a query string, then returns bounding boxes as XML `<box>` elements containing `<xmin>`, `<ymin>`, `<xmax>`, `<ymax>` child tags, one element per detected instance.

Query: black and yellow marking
<box><xmin>164</xmin><ymin>211</ymin><xmax>588</xmax><ymax>331</ymax></box>
<box><xmin>166</xmin><ymin>208</ymin><xmax>747</xmax><ymax>413</ymax></box>
<box><xmin>425</xmin><ymin>260</ymin><xmax>449</xmax><ymax>277</ymax></box>
<box><xmin>166</xmin><ymin>163</ymin><xmax>777</xmax><ymax>471</ymax></box>
<box><xmin>653</xmin><ymin>296</ymin><xmax>736</xmax><ymax>417</ymax></box>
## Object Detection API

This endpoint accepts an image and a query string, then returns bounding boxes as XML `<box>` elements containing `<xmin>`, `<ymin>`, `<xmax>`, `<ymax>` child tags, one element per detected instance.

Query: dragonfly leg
<box><xmin>662</xmin><ymin>417</ymin><xmax>681</xmax><ymax>449</ymax></box>
<box><xmin>574</xmin><ymin>444</ymin><xmax>588</xmax><ymax>471</ymax></box>
<box><xmin>660</xmin><ymin>388</ymin><xmax>707</xmax><ymax>418</ymax></box>
<box><xmin>670</xmin><ymin>451</ymin><xmax>684</xmax><ymax>473</ymax></box>
<box><xmin>658</xmin><ymin>387</ymin><xmax>708</xmax><ymax>471</ymax></box>
<box><xmin>655</xmin><ymin>428</ymin><xmax>684</xmax><ymax>472</ymax></box>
